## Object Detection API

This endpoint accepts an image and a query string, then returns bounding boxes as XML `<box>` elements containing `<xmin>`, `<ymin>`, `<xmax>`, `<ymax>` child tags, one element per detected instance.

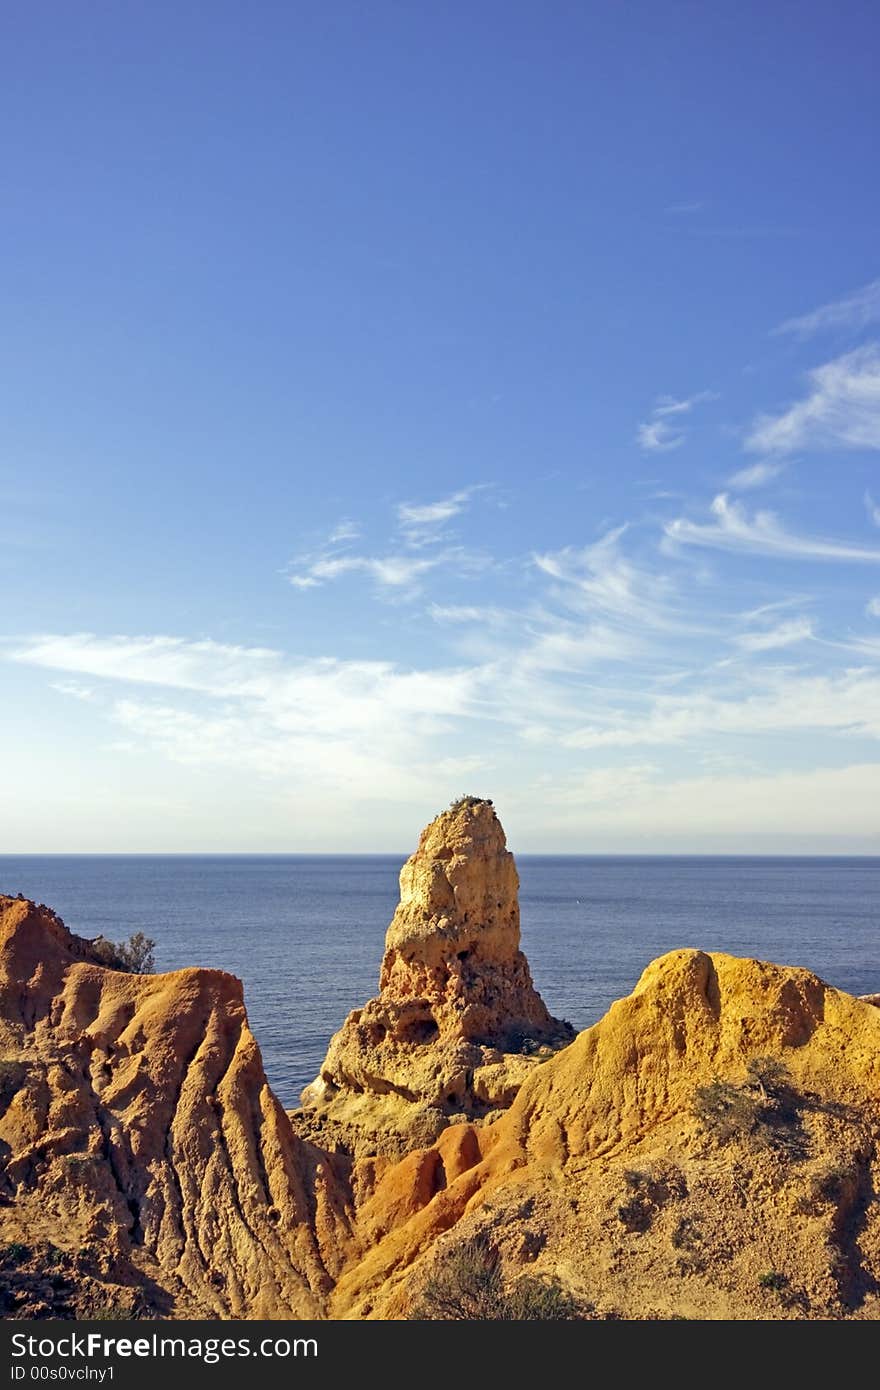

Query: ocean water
<box><xmin>1</xmin><ymin>854</ymin><xmax>878</xmax><ymax>1109</ymax></box>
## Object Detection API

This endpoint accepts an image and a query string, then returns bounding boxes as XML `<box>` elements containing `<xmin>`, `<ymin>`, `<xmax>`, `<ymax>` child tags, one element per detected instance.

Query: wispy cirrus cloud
<box><xmin>866</xmin><ymin>492</ymin><xmax>880</xmax><ymax>527</ymax></box>
<box><xmin>107</xmin><ymin>696</ymin><xmax>485</xmax><ymax>798</ymax></box>
<box><xmin>726</xmin><ymin>461</ymin><xmax>786</xmax><ymax>491</ymax></box>
<box><xmin>773</xmin><ymin>278</ymin><xmax>880</xmax><ymax>339</ymax></box>
<box><xmin>654</xmin><ymin>390</ymin><xmax>718</xmax><ymax>416</ymax></box>
<box><xmin>13</xmin><ymin>634</ymin><xmax>283</xmax><ymax>691</ymax></box>
<box><xmin>636</xmin><ymin>418</ymin><xmax>685</xmax><ymax>452</ymax></box>
<box><xmin>18</xmin><ymin>630</ymin><xmax>880</xmax><ymax>753</ymax></box>
<box><xmin>397</xmin><ymin>485</ymin><xmax>485</xmax><ymax>544</ymax></box>
<box><xmin>10</xmin><ymin>443</ymin><xmax>880</xmax><ymax>851</ymax></box>
<box><xmin>288</xmin><ymin>488</ymin><xmax>488</xmax><ymax>594</ymax></box>
<box><xmin>746</xmin><ymin>344</ymin><xmax>880</xmax><ymax>454</ymax></box>
<box><xmin>559</xmin><ymin>668</ymin><xmax>880</xmax><ymax>750</ymax></box>
<box><xmin>534</xmin><ymin>526</ymin><xmax>693</xmax><ymax>634</ymax></box>
<box><xmin>327</xmin><ymin>519</ymin><xmax>361</xmax><ymax>544</ymax></box>
<box><xmin>739</xmin><ymin>596</ymin><xmax>811</xmax><ymax>623</ymax></box>
<box><xmin>868</xmin><ymin>596</ymin><xmax>880</xmax><ymax>618</ymax></box>
<box><xmin>428</xmin><ymin>603</ymin><xmax>510</xmax><ymax>626</ymax></box>
<box><xmin>665</xmin><ymin>493</ymin><xmax>880</xmax><ymax>564</ymax></box>
<box><xmin>9</xmin><ymin>633</ymin><xmax>482</xmax><ymax>794</ymax></box>
<box><xmin>636</xmin><ymin>390</ymin><xmax>717</xmax><ymax>452</ymax></box>
<box><xmin>50</xmin><ymin>679</ymin><xmax>97</xmax><ymax>701</ymax></box>
<box><xmin>290</xmin><ymin>552</ymin><xmax>441</xmax><ymax>591</ymax></box>
<box><xmin>731</xmin><ymin>617</ymin><xmax>814</xmax><ymax>652</ymax></box>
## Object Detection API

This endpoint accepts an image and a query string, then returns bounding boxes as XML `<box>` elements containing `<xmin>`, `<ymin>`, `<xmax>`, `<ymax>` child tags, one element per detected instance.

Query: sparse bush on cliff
<box><xmin>448</xmin><ymin>794</ymin><xmax>492</xmax><ymax>813</ymax></box>
<box><xmin>88</xmin><ymin>1301</ymin><xmax>142</xmax><ymax>1321</ymax></box>
<box><xmin>693</xmin><ymin>1056</ymin><xmax>809</xmax><ymax>1159</ymax></box>
<box><xmin>91</xmin><ymin>931</ymin><xmax>156</xmax><ymax>975</ymax></box>
<box><xmin>617</xmin><ymin>1164</ymin><xmax>687</xmax><ymax>1233</ymax></box>
<box><xmin>411</xmin><ymin>1233</ymin><xmax>584</xmax><ymax>1320</ymax></box>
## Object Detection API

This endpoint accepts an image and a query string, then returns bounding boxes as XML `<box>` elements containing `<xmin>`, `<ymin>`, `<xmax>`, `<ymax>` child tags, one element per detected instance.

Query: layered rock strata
<box><xmin>298</xmin><ymin>798</ymin><xmax>574</xmax><ymax>1155</ymax></box>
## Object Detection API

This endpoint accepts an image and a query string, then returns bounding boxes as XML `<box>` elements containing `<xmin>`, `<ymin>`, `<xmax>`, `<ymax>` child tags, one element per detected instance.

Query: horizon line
<box><xmin>2</xmin><ymin>850</ymin><xmax>879</xmax><ymax>860</ymax></box>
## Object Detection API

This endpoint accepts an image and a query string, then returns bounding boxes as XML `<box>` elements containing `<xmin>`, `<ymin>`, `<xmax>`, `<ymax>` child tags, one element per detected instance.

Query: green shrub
<box><xmin>90</xmin><ymin>1304</ymin><xmax>136</xmax><ymax>1321</ymax></box>
<box><xmin>693</xmin><ymin>1079</ymin><xmax>761</xmax><ymax>1144</ymax></box>
<box><xmin>91</xmin><ymin>931</ymin><xmax>156</xmax><ymax>974</ymax></box>
<box><xmin>758</xmin><ymin>1271</ymin><xmax>789</xmax><ymax>1292</ymax></box>
<box><xmin>504</xmin><ymin>1275</ymin><xmax>584</xmax><ymax>1320</ymax></box>
<box><xmin>411</xmin><ymin>1233</ymin><xmax>583</xmax><ymax>1320</ymax></box>
<box><xmin>693</xmin><ymin>1057</ymin><xmax>809</xmax><ymax>1159</ymax></box>
<box><xmin>448</xmin><ymin>795</ymin><xmax>492</xmax><ymax>813</ymax></box>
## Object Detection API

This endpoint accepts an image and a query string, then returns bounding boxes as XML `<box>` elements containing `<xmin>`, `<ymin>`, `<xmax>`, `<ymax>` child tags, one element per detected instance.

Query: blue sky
<box><xmin>2</xmin><ymin>2</ymin><xmax>880</xmax><ymax>852</ymax></box>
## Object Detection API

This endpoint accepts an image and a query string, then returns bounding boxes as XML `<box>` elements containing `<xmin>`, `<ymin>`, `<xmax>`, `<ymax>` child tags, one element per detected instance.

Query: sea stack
<box><xmin>298</xmin><ymin>796</ymin><xmax>574</xmax><ymax>1155</ymax></box>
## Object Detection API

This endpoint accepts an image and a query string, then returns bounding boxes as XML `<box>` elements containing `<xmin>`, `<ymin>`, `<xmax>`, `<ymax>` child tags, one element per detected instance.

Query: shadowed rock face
<box><xmin>298</xmin><ymin>799</ymin><xmax>574</xmax><ymax>1155</ymax></box>
<box><xmin>0</xmin><ymin>895</ymin><xmax>350</xmax><ymax>1319</ymax></box>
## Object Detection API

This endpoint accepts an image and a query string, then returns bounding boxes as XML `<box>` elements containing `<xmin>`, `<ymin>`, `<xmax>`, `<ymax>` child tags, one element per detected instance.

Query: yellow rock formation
<box><xmin>333</xmin><ymin>949</ymin><xmax>880</xmax><ymax>1319</ymax></box>
<box><xmin>298</xmin><ymin>798</ymin><xmax>573</xmax><ymax>1155</ymax></box>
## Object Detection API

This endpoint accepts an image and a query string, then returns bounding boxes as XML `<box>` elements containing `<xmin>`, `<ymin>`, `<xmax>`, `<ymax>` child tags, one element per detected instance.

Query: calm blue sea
<box><xmin>1</xmin><ymin>855</ymin><xmax>877</xmax><ymax>1108</ymax></box>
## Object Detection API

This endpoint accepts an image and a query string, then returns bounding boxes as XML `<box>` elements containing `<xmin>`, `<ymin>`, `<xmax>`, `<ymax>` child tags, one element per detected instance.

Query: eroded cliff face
<box><xmin>332</xmin><ymin>949</ymin><xmax>880</xmax><ymax>1321</ymax></box>
<box><xmin>298</xmin><ymin>799</ymin><xmax>574</xmax><ymax>1156</ymax></box>
<box><xmin>0</xmin><ymin>895</ymin><xmax>351</xmax><ymax>1319</ymax></box>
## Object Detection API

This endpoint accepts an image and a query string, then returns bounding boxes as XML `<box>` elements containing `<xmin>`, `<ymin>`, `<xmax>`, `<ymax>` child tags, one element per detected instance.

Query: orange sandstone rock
<box><xmin>0</xmin><ymin>894</ymin><xmax>348</xmax><ymax>1318</ymax></box>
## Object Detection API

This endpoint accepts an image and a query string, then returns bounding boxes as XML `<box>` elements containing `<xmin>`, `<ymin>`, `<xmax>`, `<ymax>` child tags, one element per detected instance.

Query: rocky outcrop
<box><xmin>332</xmin><ymin>949</ymin><xmax>880</xmax><ymax>1320</ymax></box>
<box><xmin>0</xmin><ymin>895</ymin><xmax>351</xmax><ymax>1319</ymax></box>
<box><xmin>298</xmin><ymin>798</ymin><xmax>574</xmax><ymax>1155</ymax></box>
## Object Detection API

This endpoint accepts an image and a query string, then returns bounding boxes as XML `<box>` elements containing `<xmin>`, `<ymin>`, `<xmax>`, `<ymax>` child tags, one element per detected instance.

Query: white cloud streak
<box><xmin>292</xmin><ymin>552</ymin><xmax>441</xmax><ymax>590</ymax></box>
<box><xmin>746</xmin><ymin>345</ymin><xmax>880</xmax><ymax>454</ymax></box>
<box><xmin>866</xmin><ymin>492</ymin><xmax>880</xmax><ymax>527</ymax></box>
<box><xmin>288</xmin><ymin>488</ymin><xmax>487</xmax><ymax>592</ymax></box>
<box><xmin>637</xmin><ymin>419</ymin><xmax>685</xmax><ymax>452</ymax></box>
<box><xmin>533</xmin><ymin>526</ymin><xmax>694</xmax><ymax>634</ymax></box>
<box><xmin>429</xmin><ymin>603</ymin><xmax>509</xmax><ymax>626</ymax></box>
<box><xmin>732</xmin><ymin>617</ymin><xmax>814</xmax><ymax>651</ymax></box>
<box><xmin>637</xmin><ymin>390</ymin><xmax>716</xmax><ymax>452</ymax></box>
<box><xmin>559</xmin><ymin>669</ymin><xmax>880</xmax><ymax>750</ymax></box>
<box><xmin>665</xmin><ymin>493</ymin><xmax>880</xmax><ymax>564</ymax></box>
<box><xmin>50</xmin><ymin>679</ymin><xmax>97</xmax><ymax>701</ymax></box>
<box><xmin>654</xmin><ymin>390</ymin><xmax>718</xmax><ymax>416</ymax></box>
<box><xmin>739</xmin><ymin>596</ymin><xmax>810</xmax><ymax>623</ymax></box>
<box><xmin>774</xmin><ymin>278</ymin><xmax>880</xmax><ymax>338</ymax></box>
<box><xmin>397</xmin><ymin>486</ymin><xmax>484</xmax><ymax>542</ymax></box>
<box><xmin>9</xmin><ymin>633</ymin><xmax>484</xmax><ymax>798</ymax></box>
<box><xmin>726</xmin><ymin>461</ymin><xmax>786</xmax><ymax>491</ymax></box>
